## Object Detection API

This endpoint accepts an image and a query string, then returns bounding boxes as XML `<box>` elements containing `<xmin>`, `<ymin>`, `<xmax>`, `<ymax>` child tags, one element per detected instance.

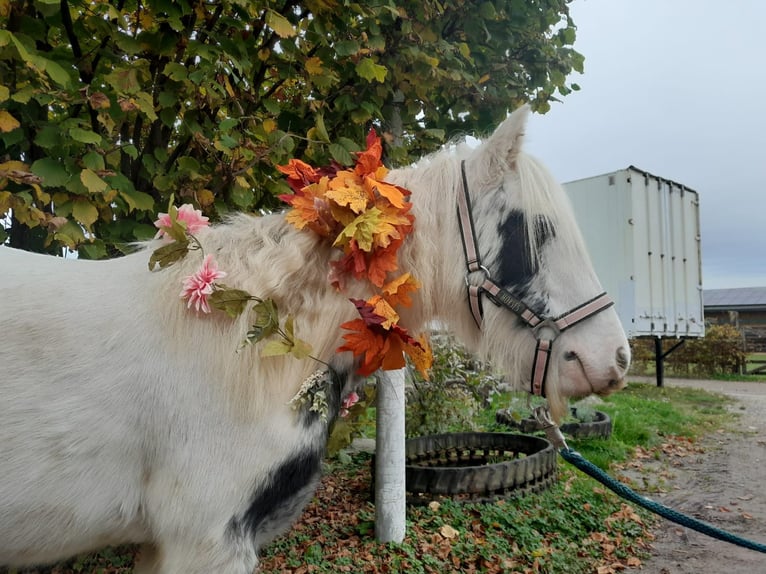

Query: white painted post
<box><xmin>374</xmin><ymin>367</ymin><xmax>407</xmax><ymax>543</ymax></box>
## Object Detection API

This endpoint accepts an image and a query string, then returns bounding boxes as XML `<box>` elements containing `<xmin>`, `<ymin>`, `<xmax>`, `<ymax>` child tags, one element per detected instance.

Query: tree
<box><xmin>0</xmin><ymin>0</ymin><xmax>583</xmax><ymax>256</ymax></box>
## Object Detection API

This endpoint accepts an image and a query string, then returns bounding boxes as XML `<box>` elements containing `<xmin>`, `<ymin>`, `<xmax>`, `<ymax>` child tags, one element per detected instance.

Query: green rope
<box><xmin>560</xmin><ymin>447</ymin><xmax>766</xmax><ymax>553</ymax></box>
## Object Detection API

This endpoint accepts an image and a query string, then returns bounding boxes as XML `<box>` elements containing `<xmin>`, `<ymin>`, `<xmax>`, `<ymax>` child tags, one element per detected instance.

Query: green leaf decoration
<box><xmin>209</xmin><ymin>287</ymin><xmax>252</xmax><ymax>318</ymax></box>
<box><xmin>246</xmin><ymin>299</ymin><xmax>280</xmax><ymax>343</ymax></box>
<box><xmin>148</xmin><ymin>239</ymin><xmax>190</xmax><ymax>270</ymax></box>
<box><xmin>261</xmin><ymin>339</ymin><xmax>293</xmax><ymax>357</ymax></box>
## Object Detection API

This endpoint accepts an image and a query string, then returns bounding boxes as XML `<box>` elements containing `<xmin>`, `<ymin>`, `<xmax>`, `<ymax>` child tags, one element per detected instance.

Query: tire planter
<box><xmin>403</xmin><ymin>432</ymin><xmax>557</xmax><ymax>503</ymax></box>
<box><xmin>495</xmin><ymin>407</ymin><xmax>612</xmax><ymax>439</ymax></box>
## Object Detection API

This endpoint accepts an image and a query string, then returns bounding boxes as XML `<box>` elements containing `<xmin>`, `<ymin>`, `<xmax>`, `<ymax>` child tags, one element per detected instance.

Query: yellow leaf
<box><xmin>326</xmin><ymin>172</ymin><xmax>370</xmax><ymax>214</ymax></box>
<box><xmin>305</xmin><ymin>56</ymin><xmax>324</xmax><ymax>76</ymax></box>
<box><xmin>196</xmin><ymin>189</ymin><xmax>214</xmax><ymax>207</ymax></box>
<box><xmin>0</xmin><ymin>160</ymin><xmax>27</xmax><ymax>174</ymax></box>
<box><xmin>72</xmin><ymin>199</ymin><xmax>99</xmax><ymax>227</ymax></box>
<box><xmin>266</xmin><ymin>9</ymin><xmax>296</xmax><ymax>38</ymax></box>
<box><xmin>0</xmin><ymin>190</ymin><xmax>11</xmax><ymax>213</ymax></box>
<box><xmin>80</xmin><ymin>168</ymin><xmax>108</xmax><ymax>194</ymax></box>
<box><xmin>262</xmin><ymin>118</ymin><xmax>276</xmax><ymax>133</ymax></box>
<box><xmin>0</xmin><ymin>110</ymin><xmax>20</xmax><ymax>132</ymax></box>
<box><xmin>224</xmin><ymin>76</ymin><xmax>235</xmax><ymax>98</ymax></box>
<box><xmin>333</xmin><ymin>207</ymin><xmax>382</xmax><ymax>251</ymax></box>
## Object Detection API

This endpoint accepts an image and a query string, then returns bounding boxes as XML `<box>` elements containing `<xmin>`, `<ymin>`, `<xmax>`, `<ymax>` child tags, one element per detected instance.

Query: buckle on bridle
<box><xmin>464</xmin><ymin>265</ymin><xmax>490</xmax><ymax>287</ymax></box>
<box><xmin>532</xmin><ymin>317</ymin><xmax>561</xmax><ymax>341</ymax></box>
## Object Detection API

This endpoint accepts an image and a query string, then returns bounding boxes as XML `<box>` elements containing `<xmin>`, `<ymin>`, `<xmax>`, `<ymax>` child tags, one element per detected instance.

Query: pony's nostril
<box><xmin>615</xmin><ymin>346</ymin><xmax>630</xmax><ymax>371</ymax></box>
<box><xmin>563</xmin><ymin>350</ymin><xmax>577</xmax><ymax>361</ymax></box>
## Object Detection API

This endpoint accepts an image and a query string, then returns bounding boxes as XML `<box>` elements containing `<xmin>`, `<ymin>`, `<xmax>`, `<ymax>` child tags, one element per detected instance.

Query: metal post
<box><xmin>654</xmin><ymin>337</ymin><xmax>664</xmax><ymax>387</ymax></box>
<box><xmin>375</xmin><ymin>367</ymin><xmax>406</xmax><ymax>543</ymax></box>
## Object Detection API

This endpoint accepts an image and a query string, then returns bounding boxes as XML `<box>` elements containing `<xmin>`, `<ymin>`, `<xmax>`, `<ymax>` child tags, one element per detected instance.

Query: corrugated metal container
<box><xmin>564</xmin><ymin>166</ymin><xmax>704</xmax><ymax>339</ymax></box>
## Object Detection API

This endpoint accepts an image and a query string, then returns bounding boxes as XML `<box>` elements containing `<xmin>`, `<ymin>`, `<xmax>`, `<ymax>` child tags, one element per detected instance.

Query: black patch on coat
<box><xmin>495</xmin><ymin>210</ymin><xmax>555</xmax><ymax>315</ymax></box>
<box><xmin>232</xmin><ymin>448</ymin><xmax>323</xmax><ymax>547</ymax></box>
<box><xmin>496</xmin><ymin>210</ymin><xmax>555</xmax><ymax>289</ymax></box>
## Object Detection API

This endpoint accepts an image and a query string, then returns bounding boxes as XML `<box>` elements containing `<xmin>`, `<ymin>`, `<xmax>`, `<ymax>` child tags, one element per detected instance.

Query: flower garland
<box><xmin>277</xmin><ymin>130</ymin><xmax>432</xmax><ymax>378</ymax></box>
<box><xmin>149</xmin><ymin>200</ymin><xmax>312</xmax><ymax>360</ymax></box>
<box><xmin>148</xmin><ymin>130</ymin><xmax>432</xmax><ymax>383</ymax></box>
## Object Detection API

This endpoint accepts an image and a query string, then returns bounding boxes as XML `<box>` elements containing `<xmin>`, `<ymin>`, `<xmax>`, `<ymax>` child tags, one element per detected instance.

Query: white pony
<box><xmin>0</xmin><ymin>106</ymin><xmax>629</xmax><ymax>573</ymax></box>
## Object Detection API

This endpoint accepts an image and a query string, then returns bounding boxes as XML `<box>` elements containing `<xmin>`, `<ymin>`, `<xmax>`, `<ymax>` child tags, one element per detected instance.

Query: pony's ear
<box><xmin>472</xmin><ymin>104</ymin><xmax>530</xmax><ymax>178</ymax></box>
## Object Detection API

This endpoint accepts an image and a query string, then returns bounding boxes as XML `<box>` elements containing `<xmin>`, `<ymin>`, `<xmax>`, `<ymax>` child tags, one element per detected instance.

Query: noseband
<box><xmin>456</xmin><ymin>160</ymin><xmax>614</xmax><ymax>396</ymax></box>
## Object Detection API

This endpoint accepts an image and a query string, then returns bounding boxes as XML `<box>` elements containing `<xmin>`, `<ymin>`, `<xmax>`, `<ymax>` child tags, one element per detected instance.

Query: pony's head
<box><xmin>391</xmin><ymin>106</ymin><xmax>630</xmax><ymax>420</ymax></box>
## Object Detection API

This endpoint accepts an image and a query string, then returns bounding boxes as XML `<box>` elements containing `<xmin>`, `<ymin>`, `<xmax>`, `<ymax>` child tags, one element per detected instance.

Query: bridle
<box><xmin>456</xmin><ymin>160</ymin><xmax>614</xmax><ymax>397</ymax></box>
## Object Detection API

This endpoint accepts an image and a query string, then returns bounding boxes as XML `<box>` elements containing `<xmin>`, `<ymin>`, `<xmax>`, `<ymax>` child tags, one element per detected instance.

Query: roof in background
<box><xmin>704</xmin><ymin>287</ymin><xmax>766</xmax><ymax>309</ymax></box>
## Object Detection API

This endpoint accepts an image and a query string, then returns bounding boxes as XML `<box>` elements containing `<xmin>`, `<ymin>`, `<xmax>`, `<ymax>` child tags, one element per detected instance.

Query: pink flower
<box><xmin>180</xmin><ymin>254</ymin><xmax>227</xmax><ymax>313</ymax></box>
<box><xmin>155</xmin><ymin>204</ymin><xmax>209</xmax><ymax>238</ymax></box>
<box><xmin>340</xmin><ymin>391</ymin><xmax>360</xmax><ymax>418</ymax></box>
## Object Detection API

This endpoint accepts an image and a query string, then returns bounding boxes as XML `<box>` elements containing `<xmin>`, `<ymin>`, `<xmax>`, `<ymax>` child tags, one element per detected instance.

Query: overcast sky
<box><xmin>523</xmin><ymin>0</ymin><xmax>766</xmax><ymax>290</ymax></box>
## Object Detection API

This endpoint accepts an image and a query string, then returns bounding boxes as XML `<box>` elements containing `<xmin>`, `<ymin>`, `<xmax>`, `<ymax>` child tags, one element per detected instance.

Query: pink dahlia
<box><xmin>340</xmin><ymin>391</ymin><xmax>360</xmax><ymax>418</ymax></box>
<box><xmin>180</xmin><ymin>254</ymin><xmax>227</xmax><ymax>313</ymax></box>
<box><xmin>155</xmin><ymin>204</ymin><xmax>209</xmax><ymax>238</ymax></box>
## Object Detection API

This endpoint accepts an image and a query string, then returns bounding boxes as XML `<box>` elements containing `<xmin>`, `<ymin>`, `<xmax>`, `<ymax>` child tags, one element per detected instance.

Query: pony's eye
<box><xmin>563</xmin><ymin>351</ymin><xmax>578</xmax><ymax>361</ymax></box>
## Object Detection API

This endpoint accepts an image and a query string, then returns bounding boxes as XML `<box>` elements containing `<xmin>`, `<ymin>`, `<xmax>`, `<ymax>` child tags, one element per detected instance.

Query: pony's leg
<box><xmin>146</xmin><ymin>536</ymin><xmax>258</xmax><ymax>574</ymax></box>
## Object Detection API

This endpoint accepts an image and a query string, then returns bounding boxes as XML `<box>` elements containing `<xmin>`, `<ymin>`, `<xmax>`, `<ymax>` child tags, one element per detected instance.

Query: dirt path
<box><xmin>630</xmin><ymin>377</ymin><xmax>766</xmax><ymax>573</ymax></box>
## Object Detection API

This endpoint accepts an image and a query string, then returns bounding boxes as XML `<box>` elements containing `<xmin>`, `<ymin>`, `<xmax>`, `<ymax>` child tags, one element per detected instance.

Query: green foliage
<box><xmin>405</xmin><ymin>334</ymin><xmax>504</xmax><ymax>437</ymax></box>
<box><xmin>629</xmin><ymin>324</ymin><xmax>748</xmax><ymax>377</ymax></box>
<box><xmin>0</xmin><ymin>0</ymin><xmax>583</xmax><ymax>255</ymax></box>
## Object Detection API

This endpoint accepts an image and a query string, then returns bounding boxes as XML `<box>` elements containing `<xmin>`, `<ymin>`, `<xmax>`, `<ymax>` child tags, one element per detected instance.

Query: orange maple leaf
<box><xmin>381</xmin><ymin>334</ymin><xmax>406</xmax><ymax>370</ymax></box>
<box><xmin>337</xmin><ymin>318</ymin><xmax>386</xmax><ymax>376</ymax></box>
<box><xmin>382</xmin><ymin>273</ymin><xmax>421</xmax><ymax>308</ymax></box>
<box><xmin>281</xmin><ymin>181</ymin><xmax>337</xmax><ymax>237</ymax></box>
<box><xmin>367</xmin><ymin>239</ymin><xmax>401</xmax><ymax>287</ymax></box>
<box><xmin>276</xmin><ymin>158</ymin><xmax>321</xmax><ymax>192</ymax></box>
<box><xmin>404</xmin><ymin>333</ymin><xmax>433</xmax><ymax>380</ymax></box>
<box><xmin>365</xmin><ymin>176</ymin><xmax>407</xmax><ymax>209</ymax></box>
<box><xmin>367</xmin><ymin>295</ymin><xmax>399</xmax><ymax>329</ymax></box>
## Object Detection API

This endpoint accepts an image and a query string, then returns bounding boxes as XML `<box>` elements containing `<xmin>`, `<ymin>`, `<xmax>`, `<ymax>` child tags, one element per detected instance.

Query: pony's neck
<box><xmin>386</xmin><ymin>153</ymin><xmax>472</xmax><ymax>338</ymax></box>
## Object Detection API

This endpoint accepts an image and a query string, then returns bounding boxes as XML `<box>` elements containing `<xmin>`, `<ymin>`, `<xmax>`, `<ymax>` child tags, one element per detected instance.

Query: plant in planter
<box><xmin>495</xmin><ymin>396</ymin><xmax>613</xmax><ymax>439</ymax></box>
<box><xmin>405</xmin><ymin>333</ymin><xmax>505</xmax><ymax>437</ymax></box>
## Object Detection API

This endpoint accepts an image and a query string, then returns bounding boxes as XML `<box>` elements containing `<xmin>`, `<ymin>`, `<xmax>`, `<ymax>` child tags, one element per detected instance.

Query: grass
<box><xmin>3</xmin><ymin>381</ymin><xmax>737</xmax><ymax>574</ymax></box>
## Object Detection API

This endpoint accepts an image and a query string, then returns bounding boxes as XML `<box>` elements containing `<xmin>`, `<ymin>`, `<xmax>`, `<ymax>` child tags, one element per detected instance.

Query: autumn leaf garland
<box><xmin>278</xmin><ymin>130</ymin><xmax>433</xmax><ymax>378</ymax></box>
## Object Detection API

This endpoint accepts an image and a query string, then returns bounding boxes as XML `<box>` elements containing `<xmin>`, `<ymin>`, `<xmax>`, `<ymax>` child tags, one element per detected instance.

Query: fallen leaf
<box><xmin>440</xmin><ymin>524</ymin><xmax>459</xmax><ymax>539</ymax></box>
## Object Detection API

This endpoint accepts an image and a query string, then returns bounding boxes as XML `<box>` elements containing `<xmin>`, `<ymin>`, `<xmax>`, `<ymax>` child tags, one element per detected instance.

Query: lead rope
<box><xmin>532</xmin><ymin>406</ymin><xmax>766</xmax><ymax>553</ymax></box>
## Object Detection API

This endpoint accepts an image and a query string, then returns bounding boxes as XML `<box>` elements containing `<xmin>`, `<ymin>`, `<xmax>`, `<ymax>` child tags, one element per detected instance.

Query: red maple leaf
<box><xmin>354</xmin><ymin>129</ymin><xmax>384</xmax><ymax>177</ymax></box>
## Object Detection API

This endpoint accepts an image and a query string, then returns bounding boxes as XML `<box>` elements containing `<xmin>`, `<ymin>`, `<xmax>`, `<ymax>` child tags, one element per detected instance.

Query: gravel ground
<box><xmin>629</xmin><ymin>377</ymin><xmax>766</xmax><ymax>574</ymax></box>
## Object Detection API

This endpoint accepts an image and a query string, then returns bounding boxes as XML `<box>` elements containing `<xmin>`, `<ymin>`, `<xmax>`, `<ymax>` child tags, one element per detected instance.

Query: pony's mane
<box><xmin>390</xmin><ymin>137</ymin><xmax>591</xmax><ymax>271</ymax></box>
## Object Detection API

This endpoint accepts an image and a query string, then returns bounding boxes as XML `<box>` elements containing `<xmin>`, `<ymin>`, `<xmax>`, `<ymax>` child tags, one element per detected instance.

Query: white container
<box><xmin>564</xmin><ymin>166</ymin><xmax>704</xmax><ymax>339</ymax></box>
